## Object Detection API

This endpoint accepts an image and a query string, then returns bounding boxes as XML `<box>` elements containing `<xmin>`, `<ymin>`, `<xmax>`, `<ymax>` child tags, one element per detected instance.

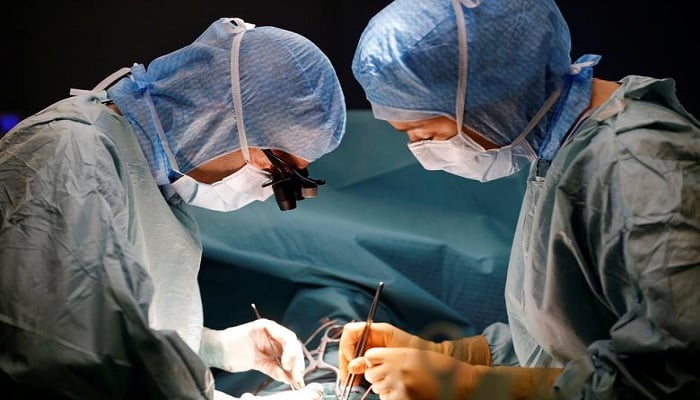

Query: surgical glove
<box><xmin>348</xmin><ymin>347</ymin><xmax>562</xmax><ymax>400</ymax></box>
<box><xmin>214</xmin><ymin>389</ymin><xmax>238</xmax><ymax>400</ymax></box>
<box><xmin>446</xmin><ymin>335</ymin><xmax>492</xmax><ymax>366</ymax></box>
<box><xmin>199</xmin><ymin>320</ymin><xmax>305</xmax><ymax>387</ymax></box>
<box><xmin>339</xmin><ymin>322</ymin><xmax>491</xmax><ymax>385</ymax></box>
<box><xmin>240</xmin><ymin>382</ymin><xmax>325</xmax><ymax>400</ymax></box>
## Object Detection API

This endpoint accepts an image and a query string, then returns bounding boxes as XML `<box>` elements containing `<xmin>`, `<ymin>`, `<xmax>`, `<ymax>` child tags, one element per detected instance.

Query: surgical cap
<box><xmin>352</xmin><ymin>0</ymin><xmax>571</xmax><ymax>148</ymax></box>
<box><xmin>109</xmin><ymin>18</ymin><xmax>346</xmax><ymax>184</ymax></box>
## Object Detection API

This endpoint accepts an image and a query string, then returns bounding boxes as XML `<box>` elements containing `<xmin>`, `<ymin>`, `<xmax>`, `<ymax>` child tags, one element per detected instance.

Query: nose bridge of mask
<box><xmin>408</xmin><ymin>133</ymin><xmax>472</xmax><ymax>169</ymax></box>
<box><xmin>222</xmin><ymin>162</ymin><xmax>268</xmax><ymax>185</ymax></box>
<box><xmin>223</xmin><ymin>164</ymin><xmax>274</xmax><ymax>209</ymax></box>
<box><xmin>220</xmin><ymin>163</ymin><xmax>272</xmax><ymax>199</ymax></box>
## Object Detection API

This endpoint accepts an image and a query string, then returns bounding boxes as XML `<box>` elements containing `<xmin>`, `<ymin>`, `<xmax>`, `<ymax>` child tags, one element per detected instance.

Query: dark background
<box><xmin>1</xmin><ymin>1</ymin><xmax>696</xmax><ymax>126</ymax></box>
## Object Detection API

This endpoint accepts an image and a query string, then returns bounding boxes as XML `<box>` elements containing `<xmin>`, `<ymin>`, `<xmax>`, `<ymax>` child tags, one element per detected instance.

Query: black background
<box><xmin>1</xmin><ymin>1</ymin><xmax>696</xmax><ymax>119</ymax></box>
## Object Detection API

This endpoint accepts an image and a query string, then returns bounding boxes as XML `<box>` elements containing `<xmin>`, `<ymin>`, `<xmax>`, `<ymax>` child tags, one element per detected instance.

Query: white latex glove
<box><xmin>214</xmin><ymin>389</ymin><xmax>239</xmax><ymax>400</ymax></box>
<box><xmin>240</xmin><ymin>382</ymin><xmax>325</xmax><ymax>400</ymax></box>
<box><xmin>200</xmin><ymin>320</ymin><xmax>305</xmax><ymax>388</ymax></box>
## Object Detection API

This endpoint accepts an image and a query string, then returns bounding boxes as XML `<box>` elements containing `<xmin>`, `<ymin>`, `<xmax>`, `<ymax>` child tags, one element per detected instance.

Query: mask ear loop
<box><xmin>451</xmin><ymin>0</ymin><xmax>477</xmax><ymax>149</ymax></box>
<box><xmin>69</xmin><ymin>66</ymin><xmax>133</xmax><ymax>97</ymax></box>
<box><xmin>225</xmin><ymin>18</ymin><xmax>256</xmax><ymax>164</ymax></box>
<box><xmin>450</xmin><ymin>0</ymin><xmax>561</xmax><ymax>154</ymax></box>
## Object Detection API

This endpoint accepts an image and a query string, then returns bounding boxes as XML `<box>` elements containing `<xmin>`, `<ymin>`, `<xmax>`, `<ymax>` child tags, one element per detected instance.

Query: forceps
<box><xmin>302</xmin><ymin>317</ymin><xmax>343</xmax><ymax>378</ymax></box>
<box><xmin>251</xmin><ymin>303</ymin><xmax>304</xmax><ymax>390</ymax></box>
<box><xmin>338</xmin><ymin>282</ymin><xmax>384</xmax><ymax>400</ymax></box>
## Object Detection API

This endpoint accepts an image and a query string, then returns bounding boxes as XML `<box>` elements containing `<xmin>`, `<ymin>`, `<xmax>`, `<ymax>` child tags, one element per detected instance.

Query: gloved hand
<box><xmin>338</xmin><ymin>322</ymin><xmax>491</xmax><ymax>386</ymax></box>
<box><xmin>348</xmin><ymin>347</ymin><xmax>562</xmax><ymax>400</ymax></box>
<box><xmin>199</xmin><ymin>320</ymin><xmax>305</xmax><ymax>388</ymax></box>
<box><xmin>239</xmin><ymin>382</ymin><xmax>325</xmax><ymax>400</ymax></box>
<box><xmin>213</xmin><ymin>389</ymin><xmax>238</xmax><ymax>400</ymax></box>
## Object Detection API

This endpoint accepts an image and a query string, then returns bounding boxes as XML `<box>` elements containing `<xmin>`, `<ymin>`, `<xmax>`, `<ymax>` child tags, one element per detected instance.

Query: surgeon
<box><xmin>0</xmin><ymin>18</ymin><xmax>345</xmax><ymax>400</ymax></box>
<box><xmin>339</xmin><ymin>0</ymin><xmax>700</xmax><ymax>399</ymax></box>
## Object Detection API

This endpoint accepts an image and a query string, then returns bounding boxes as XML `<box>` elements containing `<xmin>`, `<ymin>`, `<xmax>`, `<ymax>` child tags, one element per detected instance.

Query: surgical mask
<box><xmin>406</xmin><ymin>0</ymin><xmax>558</xmax><ymax>183</ymax></box>
<box><xmin>408</xmin><ymin>127</ymin><xmax>536</xmax><ymax>182</ymax></box>
<box><xmin>171</xmin><ymin>164</ymin><xmax>273</xmax><ymax>212</ymax></box>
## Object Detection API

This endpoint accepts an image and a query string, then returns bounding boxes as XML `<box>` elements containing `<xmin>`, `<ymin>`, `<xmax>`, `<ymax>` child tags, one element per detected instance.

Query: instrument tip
<box><xmin>251</xmin><ymin>303</ymin><xmax>262</xmax><ymax>319</ymax></box>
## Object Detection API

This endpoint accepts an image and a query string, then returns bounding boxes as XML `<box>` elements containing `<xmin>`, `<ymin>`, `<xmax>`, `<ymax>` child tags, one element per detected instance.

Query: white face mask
<box><xmin>170</xmin><ymin>164</ymin><xmax>273</xmax><ymax>212</ymax></box>
<box><xmin>407</xmin><ymin>129</ymin><xmax>536</xmax><ymax>182</ymax></box>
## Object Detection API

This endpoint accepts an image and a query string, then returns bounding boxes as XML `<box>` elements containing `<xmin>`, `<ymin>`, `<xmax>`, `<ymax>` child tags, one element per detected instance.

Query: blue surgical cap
<box><xmin>109</xmin><ymin>18</ymin><xmax>346</xmax><ymax>184</ymax></box>
<box><xmin>352</xmin><ymin>0</ymin><xmax>572</xmax><ymax>149</ymax></box>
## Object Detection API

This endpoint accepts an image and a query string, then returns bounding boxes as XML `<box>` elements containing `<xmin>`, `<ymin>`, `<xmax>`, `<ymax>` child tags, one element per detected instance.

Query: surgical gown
<box><xmin>0</xmin><ymin>94</ymin><xmax>213</xmax><ymax>398</ymax></box>
<box><xmin>494</xmin><ymin>75</ymin><xmax>700</xmax><ymax>397</ymax></box>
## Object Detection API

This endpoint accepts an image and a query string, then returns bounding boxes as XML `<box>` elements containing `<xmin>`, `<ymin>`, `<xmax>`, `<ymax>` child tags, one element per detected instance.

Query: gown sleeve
<box><xmin>482</xmin><ymin>322</ymin><xmax>520</xmax><ymax>366</ymax></box>
<box><xmin>555</xmin><ymin>105</ymin><xmax>700</xmax><ymax>399</ymax></box>
<box><xmin>0</xmin><ymin>119</ymin><xmax>214</xmax><ymax>398</ymax></box>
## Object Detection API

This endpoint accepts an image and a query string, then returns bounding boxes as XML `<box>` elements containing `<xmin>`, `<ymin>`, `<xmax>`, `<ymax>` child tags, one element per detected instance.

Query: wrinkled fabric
<box><xmin>109</xmin><ymin>18</ymin><xmax>346</xmax><ymax>185</ymax></box>
<box><xmin>352</xmin><ymin>0</ymin><xmax>571</xmax><ymax>152</ymax></box>
<box><xmin>0</xmin><ymin>94</ymin><xmax>213</xmax><ymax>398</ymax></box>
<box><xmin>495</xmin><ymin>75</ymin><xmax>700</xmax><ymax>397</ymax></box>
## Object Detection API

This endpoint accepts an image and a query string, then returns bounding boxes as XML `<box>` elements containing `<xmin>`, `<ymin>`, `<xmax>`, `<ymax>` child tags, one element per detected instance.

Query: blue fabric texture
<box><xmin>538</xmin><ymin>54</ymin><xmax>600</xmax><ymax>161</ymax></box>
<box><xmin>352</xmin><ymin>0</ymin><xmax>571</xmax><ymax>151</ymax></box>
<box><xmin>109</xmin><ymin>18</ymin><xmax>346</xmax><ymax>185</ymax></box>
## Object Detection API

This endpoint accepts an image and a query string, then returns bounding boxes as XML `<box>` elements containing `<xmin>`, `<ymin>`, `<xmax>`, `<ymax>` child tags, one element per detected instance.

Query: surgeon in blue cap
<box><xmin>339</xmin><ymin>0</ymin><xmax>700</xmax><ymax>399</ymax></box>
<box><xmin>0</xmin><ymin>18</ymin><xmax>344</xmax><ymax>400</ymax></box>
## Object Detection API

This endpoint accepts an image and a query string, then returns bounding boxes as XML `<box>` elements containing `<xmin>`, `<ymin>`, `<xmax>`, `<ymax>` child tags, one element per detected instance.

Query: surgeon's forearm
<box><xmin>444</xmin><ymin>335</ymin><xmax>492</xmax><ymax>366</ymax></box>
<box><xmin>199</xmin><ymin>327</ymin><xmax>225</xmax><ymax>369</ymax></box>
<box><xmin>472</xmin><ymin>365</ymin><xmax>563</xmax><ymax>400</ymax></box>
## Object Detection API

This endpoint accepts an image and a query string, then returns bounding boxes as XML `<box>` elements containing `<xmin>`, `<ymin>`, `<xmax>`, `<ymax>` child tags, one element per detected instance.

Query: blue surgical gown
<box><xmin>0</xmin><ymin>94</ymin><xmax>213</xmax><ymax>398</ymax></box>
<box><xmin>488</xmin><ymin>76</ymin><xmax>700</xmax><ymax>398</ymax></box>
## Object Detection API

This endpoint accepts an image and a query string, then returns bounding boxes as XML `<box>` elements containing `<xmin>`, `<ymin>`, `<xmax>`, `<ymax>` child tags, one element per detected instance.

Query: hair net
<box><xmin>352</xmin><ymin>0</ymin><xmax>572</xmax><ymax>149</ymax></box>
<box><xmin>109</xmin><ymin>18</ymin><xmax>346</xmax><ymax>185</ymax></box>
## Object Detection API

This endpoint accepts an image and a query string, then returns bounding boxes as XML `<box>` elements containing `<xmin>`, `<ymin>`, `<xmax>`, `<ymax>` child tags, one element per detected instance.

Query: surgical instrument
<box><xmin>338</xmin><ymin>281</ymin><xmax>384</xmax><ymax>400</ymax></box>
<box><xmin>251</xmin><ymin>303</ymin><xmax>304</xmax><ymax>390</ymax></box>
